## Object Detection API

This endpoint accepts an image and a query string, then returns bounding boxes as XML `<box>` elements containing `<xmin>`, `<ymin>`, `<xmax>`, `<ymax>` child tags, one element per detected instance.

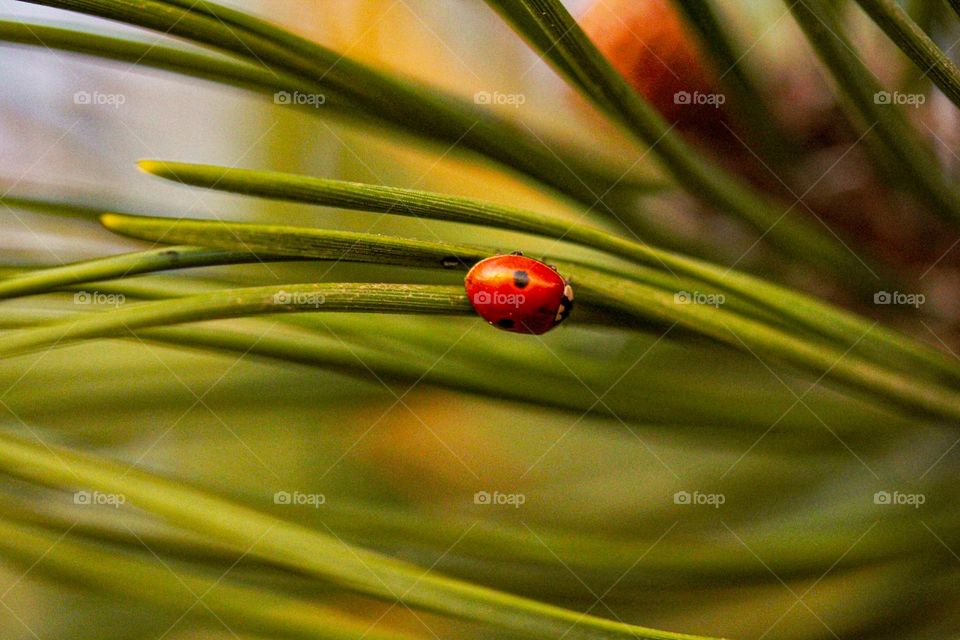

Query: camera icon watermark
<box><xmin>874</xmin><ymin>91</ymin><xmax>925</xmax><ymax>108</ymax></box>
<box><xmin>273</xmin><ymin>91</ymin><xmax>326</xmax><ymax>108</ymax></box>
<box><xmin>873</xmin><ymin>490</ymin><xmax>925</xmax><ymax>508</ymax></box>
<box><xmin>73</xmin><ymin>90</ymin><xmax>126</xmax><ymax>108</ymax></box>
<box><xmin>674</xmin><ymin>91</ymin><xmax>726</xmax><ymax>108</ymax></box>
<box><xmin>473</xmin><ymin>490</ymin><xmax>526</xmax><ymax>508</ymax></box>
<box><xmin>272</xmin><ymin>290</ymin><xmax>326</xmax><ymax>307</ymax></box>
<box><xmin>73</xmin><ymin>490</ymin><xmax>126</xmax><ymax>508</ymax></box>
<box><xmin>673</xmin><ymin>490</ymin><xmax>725</xmax><ymax>508</ymax></box>
<box><xmin>674</xmin><ymin>290</ymin><xmax>725</xmax><ymax>308</ymax></box>
<box><xmin>273</xmin><ymin>490</ymin><xmax>326</xmax><ymax>508</ymax></box>
<box><xmin>74</xmin><ymin>290</ymin><xmax>125</xmax><ymax>307</ymax></box>
<box><xmin>474</xmin><ymin>90</ymin><xmax>526</xmax><ymax>108</ymax></box>
<box><xmin>472</xmin><ymin>290</ymin><xmax>525</xmax><ymax>308</ymax></box>
<box><xmin>873</xmin><ymin>291</ymin><xmax>925</xmax><ymax>308</ymax></box>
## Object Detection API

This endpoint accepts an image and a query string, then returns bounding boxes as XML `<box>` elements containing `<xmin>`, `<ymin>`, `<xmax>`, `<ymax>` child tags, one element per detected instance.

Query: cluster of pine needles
<box><xmin>0</xmin><ymin>0</ymin><xmax>959</xmax><ymax>639</ymax></box>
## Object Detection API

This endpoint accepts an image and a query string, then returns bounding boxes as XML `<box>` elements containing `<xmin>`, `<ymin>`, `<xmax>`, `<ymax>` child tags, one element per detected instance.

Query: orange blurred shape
<box><xmin>579</xmin><ymin>0</ymin><xmax>723</xmax><ymax>134</ymax></box>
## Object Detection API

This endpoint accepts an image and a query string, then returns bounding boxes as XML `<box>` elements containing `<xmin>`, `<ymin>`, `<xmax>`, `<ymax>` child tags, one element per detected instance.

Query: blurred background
<box><xmin>1</xmin><ymin>1</ymin><xmax>959</xmax><ymax>639</ymax></box>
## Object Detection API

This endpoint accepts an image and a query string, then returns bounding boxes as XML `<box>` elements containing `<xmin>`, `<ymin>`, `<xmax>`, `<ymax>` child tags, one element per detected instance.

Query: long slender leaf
<box><xmin>96</xmin><ymin>211</ymin><xmax>754</xmax><ymax>323</ymax></box>
<box><xmin>567</xmin><ymin>264</ymin><xmax>960</xmax><ymax>421</ymax></box>
<box><xmin>2</xmin><ymin>253</ymin><xmax>958</xmax><ymax>419</ymax></box>
<box><xmin>0</xmin><ymin>516</ymin><xmax>419</xmax><ymax>640</ymax></box>
<box><xmin>787</xmin><ymin>0</ymin><xmax>960</xmax><ymax>225</ymax></box>
<box><xmin>0</xmin><ymin>245</ymin><xmax>280</xmax><ymax>299</ymax></box>
<box><xmin>0</xmin><ymin>20</ymin><xmax>322</xmax><ymax>102</ymax></box>
<box><xmin>946</xmin><ymin>0</ymin><xmax>960</xmax><ymax>26</ymax></box>
<box><xmin>1</xmin><ymin>266</ymin><xmax>887</xmax><ymax>435</ymax></box>
<box><xmin>671</xmin><ymin>0</ymin><xmax>797</xmax><ymax>168</ymax></box>
<box><xmin>482</xmin><ymin>0</ymin><xmax>872</xmax><ymax>279</ymax></box>
<box><xmin>14</xmin><ymin>0</ymin><xmax>655</xmax><ymax>209</ymax></box>
<box><xmin>854</xmin><ymin>0</ymin><xmax>960</xmax><ymax>110</ymax></box>
<box><xmin>3</xmin><ymin>488</ymin><xmax>945</xmax><ymax>595</ymax></box>
<box><xmin>0</xmin><ymin>431</ymin><xmax>726</xmax><ymax>640</ymax></box>
<box><xmin>0</xmin><ymin>19</ymin><xmax>663</xmax><ymax>202</ymax></box>
<box><xmin>131</xmin><ymin>161</ymin><xmax>960</xmax><ymax>387</ymax></box>
<box><xmin>98</xmin><ymin>213</ymin><xmax>489</xmax><ymax>269</ymax></box>
<box><xmin>1</xmin><ymin>191</ymin><xmax>145</xmax><ymax>220</ymax></box>
<box><xmin>0</xmin><ymin>283</ymin><xmax>471</xmax><ymax>359</ymax></box>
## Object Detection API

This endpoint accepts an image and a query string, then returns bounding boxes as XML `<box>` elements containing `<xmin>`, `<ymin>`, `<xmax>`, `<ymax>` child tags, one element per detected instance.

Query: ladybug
<box><xmin>464</xmin><ymin>252</ymin><xmax>573</xmax><ymax>335</ymax></box>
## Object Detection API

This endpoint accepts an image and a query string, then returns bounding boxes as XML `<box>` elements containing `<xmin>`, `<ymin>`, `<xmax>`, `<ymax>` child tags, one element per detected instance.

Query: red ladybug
<box><xmin>464</xmin><ymin>253</ymin><xmax>573</xmax><ymax>335</ymax></box>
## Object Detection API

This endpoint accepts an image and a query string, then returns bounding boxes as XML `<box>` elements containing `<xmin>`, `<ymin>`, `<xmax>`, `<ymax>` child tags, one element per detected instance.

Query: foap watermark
<box><xmin>274</xmin><ymin>90</ymin><xmax>326</xmax><ymax>108</ymax></box>
<box><xmin>274</xmin><ymin>490</ymin><xmax>326</xmax><ymax>508</ymax></box>
<box><xmin>74</xmin><ymin>490</ymin><xmax>126</xmax><ymax>508</ymax></box>
<box><xmin>674</xmin><ymin>490</ymin><xmax>725</xmax><ymax>509</ymax></box>
<box><xmin>74</xmin><ymin>290</ymin><xmax>125</xmax><ymax>307</ymax></box>
<box><xmin>674</xmin><ymin>290</ymin><xmax>725</xmax><ymax>308</ymax></box>
<box><xmin>674</xmin><ymin>90</ymin><xmax>725</xmax><ymax>108</ymax></box>
<box><xmin>874</xmin><ymin>490</ymin><xmax>925</xmax><ymax>509</ymax></box>
<box><xmin>874</xmin><ymin>291</ymin><xmax>925</xmax><ymax>308</ymax></box>
<box><xmin>474</xmin><ymin>490</ymin><xmax>526</xmax><ymax>508</ymax></box>
<box><xmin>474</xmin><ymin>90</ymin><xmax>526</xmax><ymax>108</ymax></box>
<box><xmin>73</xmin><ymin>90</ymin><xmax>126</xmax><ymax>108</ymax></box>
<box><xmin>273</xmin><ymin>290</ymin><xmax>326</xmax><ymax>307</ymax></box>
<box><xmin>472</xmin><ymin>290</ymin><xmax>525</xmax><ymax>308</ymax></box>
<box><xmin>874</xmin><ymin>91</ymin><xmax>925</xmax><ymax>108</ymax></box>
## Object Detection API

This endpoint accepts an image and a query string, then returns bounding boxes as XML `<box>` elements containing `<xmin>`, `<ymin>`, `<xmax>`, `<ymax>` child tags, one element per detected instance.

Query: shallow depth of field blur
<box><xmin>1</xmin><ymin>1</ymin><xmax>960</xmax><ymax>639</ymax></box>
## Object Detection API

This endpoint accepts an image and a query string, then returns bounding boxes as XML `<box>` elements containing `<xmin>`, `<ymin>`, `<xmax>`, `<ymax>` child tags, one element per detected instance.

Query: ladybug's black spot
<box><xmin>497</xmin><ymin>318</ymin><xmax>515</xmax><ymax>329</ymax></box>
<box><xmin>513</xmin><ymin>270</ymin><xmax>529</xmax><ymax>288</ymax></box>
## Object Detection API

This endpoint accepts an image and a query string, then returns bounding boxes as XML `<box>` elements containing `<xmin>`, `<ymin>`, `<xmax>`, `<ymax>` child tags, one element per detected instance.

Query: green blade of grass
<box><xmin>481</xmin><ymin>0</ymin><xmax>872</xmax><ymax>279</ymax></box>
<box><xmin>0</xmin><ymin>283</ymin><xmax>471</xmax><ymax>360</ymax></box>
<box><xmin>88</xmin><ymin>208</ymin><xmax>810</xmax><ymax>348</ymax></box>
<box><xmin>5</xmin><ymin>487</ymin><xmax>945</xmax><ymax>596</ymax></box>
<box><xmin>14</xmin><ymin>0</ymin><xmax>658</xmax><ymax>209</ymax></box>
<box><xmin>565</xmin><ymin>263</ymin><xmax>960</xmax><ymax>422</ymax></box>
<box><xmin>0</xmin><ymin>248</ymin><xmax>750</xmax><ymax>432</ymax></box>
<box><xmin>854</xmin><ymin>0</ymin><xmax>960</xmax><ymax>110</ymax></box>
<box><xmin>96</xmin><ymin>211</ymin><xmax>748</xmax><ymax>323</ymax></box>
<box><xmin>945</xmin><ymin>0</ymin><xmax>960</xmax><ymax>27</ymax></box>
<box><xmin>2</xmin><ymin>256</ymin><xmax>958</xmax><ymax>420</ymax></box>
<box><xmin>98</xmin><ymin>213</ymin><xmax>488</xmax><ymax>269</ymax></box>
<box><xmin>131</xmin><ymin>161</ymin><xmax>960</xmax><ymax>387</ymax></box>
<box><xmin>1</xmin><ymin>302</ymin><xmax>623</xmax><ymax>425</ymax></box>
<box><xmin>671</xmin><ymin>0</ymin><xmax>797</xmax><ymax>169</ymax></box>
<box><xmin>0</xmin><ymin>431</ymin><xmax>727</xmax><ymax>640</ymax></box>
<box><xmin>0</xmin><ymin>268</ymin><xmax>906</xmax><ymax>436</ymax></box>
<box><xmin>0</xmin><ymin>516</ymin><xmax>420</xmax><ymax>640</ymax></box>
<box><xmin>0</xmin><ymin>189</ymin><xmax>152</xmax><ymax>221</ymax></box>
<box><xmin>151</xmin><ymin>0</ymin><xmax>662</xmax><ymax>196</ymax></box>
<box><xmin>787</xmin><ymin>0</ymin><xmax>960</xmax><ymax>226</ymax></box>
<box><xmin>12</xmin><ymin>194</ymin><xmax>953</xmax><ymax>421</ymax></box>
<box><xmin>0</xmin><ymin>298</ymin><xmax>789</xmax><ymax>432</ymax></box>
<box><xmin>0</xmin><ymin>19</ymin><xmax>663</xmax><ymax>204</ymax></box>
<box><xmin>0</xmin><ymin>19</ymin><xmax>330</xmax><ymax>104</ymax></box>
<box><xmin>0</xmin><ymin>245</ymin><xmax>283</xmax><ymax>299</ymax></box>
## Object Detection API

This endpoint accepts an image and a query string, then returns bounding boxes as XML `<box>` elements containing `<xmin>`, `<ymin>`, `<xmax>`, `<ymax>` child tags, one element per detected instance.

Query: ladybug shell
<box><xmin>464</xmin><ymin>255</ymin><xmax>573</xmax><ymax>335</ymax></box>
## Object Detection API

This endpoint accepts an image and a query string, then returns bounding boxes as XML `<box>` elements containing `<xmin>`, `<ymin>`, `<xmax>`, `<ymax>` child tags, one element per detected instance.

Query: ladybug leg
<box><xmin>510</xmin><ymin>250</ymin><xmax>524</xmax><ymax>256</ymax></box>
<box><xmin>547</xmin><ymin>264</ymin><xmax>558</xmax><ymax>271</ymax></box>
<box><xmin>556</xmin><ymin>283</ymin><xmax>575</xmax><ymax>323</ymax></box>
